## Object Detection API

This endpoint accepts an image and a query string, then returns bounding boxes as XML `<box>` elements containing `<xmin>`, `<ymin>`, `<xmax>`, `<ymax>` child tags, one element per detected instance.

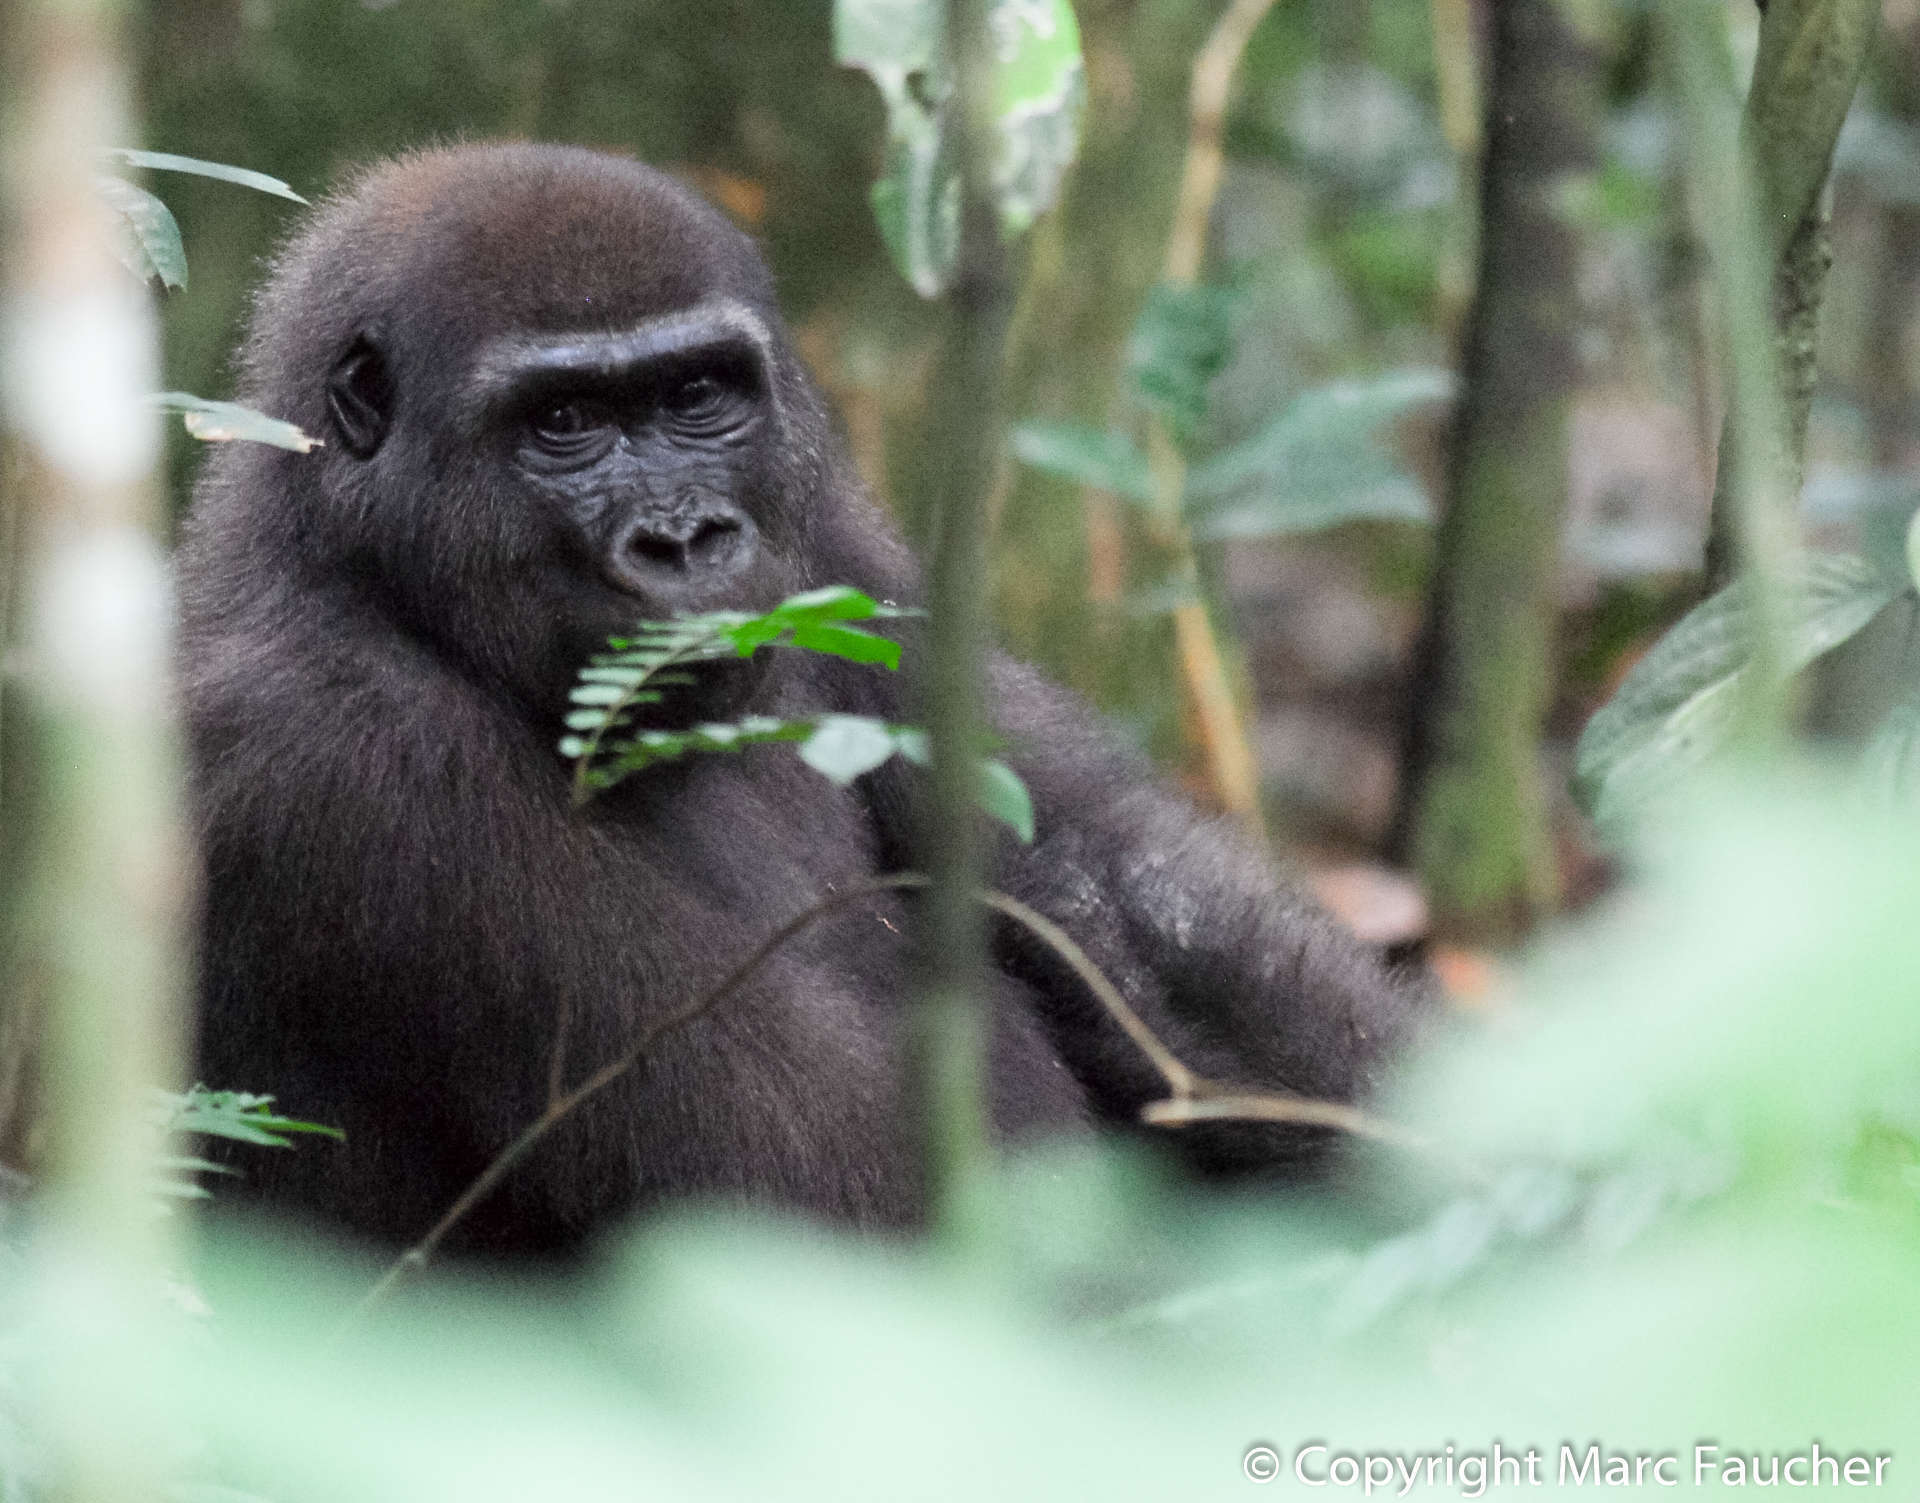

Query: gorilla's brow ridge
<box><xmin>460</xmin><ymin>298</ymin><xmax>778</xmax><ymax>421</ymax></box>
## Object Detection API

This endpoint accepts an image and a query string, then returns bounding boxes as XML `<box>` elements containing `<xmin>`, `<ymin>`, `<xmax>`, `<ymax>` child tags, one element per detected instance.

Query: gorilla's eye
<box><xmin>660</xmin><ymin>373</ymin><xmax>748</xmax><ymax>436</ymax></box>
<box><xmin>525</xmin><ymin>399</ymin><xmax>615</xmax><ymax>461</ymax></box>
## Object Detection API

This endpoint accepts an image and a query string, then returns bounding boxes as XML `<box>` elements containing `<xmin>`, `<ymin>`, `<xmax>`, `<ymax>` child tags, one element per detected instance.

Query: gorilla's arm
<box><xmin>983</xmin><ymin>659</ymin><xmax>1428</xmax><ymax>1172</ymax></box>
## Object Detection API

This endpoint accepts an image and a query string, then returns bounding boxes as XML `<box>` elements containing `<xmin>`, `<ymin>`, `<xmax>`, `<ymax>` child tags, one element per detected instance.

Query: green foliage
<box><xmin>149</xmin><ymin>1088</ymin><xmax>342</xmax><ymax>1202</ymax></box>
<box><xmin>11</xmin><ymin>771</ymin><xmax>1919</xmax><ymax>1501</ymax></box>
<box><xmin>97</xmin><ymin>152</ymin><xmax>313</xmax><ymax>452</ymax></box>
<box><xmin>1012</xmin><ymin>365</ymin><xmax>1449</xmax><ymax>541</ymax></box>
<box><xmin>1575</xmin><ymin>552</ymin><xmax>1904</xmax><ymax>828</ymax></box>
<box><xmin>561</xmin><ymin>587</ymin><xmax>1033</xmax><ymax>841</ymax></box>
<box><xmin>1124</xmin><ymin>281</ymin><xmax>1239</xmax><ymax>439</ymax></box>
<box><xmin>1006</xmin><ymin>421</ymin><xmax>1152</xmax><ymax>502</ymax></box>
<box><xmin>96</xmin><ymin>149</ymin><xmax>304</xmax><ymax>292</ymax></box>
<box><xmin>559</xmin><ymin>586</ymin><xmax>907</xmax><ymax>792</ymax></box>
<box><xmin>1185</xmin><ymin>366</ymin><xmax>1452</xmax><ymax>539</ymax></box>
<box><xmin>835</xmin><ymin>0</ymin><xmax>1084</xmax><ymax>296</ymax></box>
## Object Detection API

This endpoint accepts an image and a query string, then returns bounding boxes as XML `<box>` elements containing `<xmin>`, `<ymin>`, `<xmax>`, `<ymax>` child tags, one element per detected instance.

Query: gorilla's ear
<box><xmin>325</xmin><ymin>334</ymin><xmax>394</xmax><ymax>459</ymax></box>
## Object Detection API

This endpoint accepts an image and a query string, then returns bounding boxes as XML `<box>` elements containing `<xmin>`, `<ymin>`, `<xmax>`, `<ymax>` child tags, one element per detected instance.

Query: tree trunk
<box><xmin>1390</xmin><ymin>0</ymin><xmax>1601</xmax><ymax>938</ymax></box>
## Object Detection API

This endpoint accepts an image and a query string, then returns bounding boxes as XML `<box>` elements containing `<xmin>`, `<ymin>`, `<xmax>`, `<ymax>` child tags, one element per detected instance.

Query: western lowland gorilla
<box><xmin>178</xmin><ymin>143</ymin><xmax>1426</xmax><ymax>1254</ymax></box>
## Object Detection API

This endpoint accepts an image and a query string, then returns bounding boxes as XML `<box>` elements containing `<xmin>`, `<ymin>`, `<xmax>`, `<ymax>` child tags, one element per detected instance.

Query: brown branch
<box><xmin>349</xmin><ymin>866</ymin><xmax>1420</xmax><ymax>1324</ymax></box>
<box><xmin>1143</xmin><ymin>0</ymin><xmax>1282</xmax><ymax>837</ymax></box>
<box><xmin>1161</xmin><ymin>0</ymin><xmax>1284</xmax><ymax>286</ymax></box>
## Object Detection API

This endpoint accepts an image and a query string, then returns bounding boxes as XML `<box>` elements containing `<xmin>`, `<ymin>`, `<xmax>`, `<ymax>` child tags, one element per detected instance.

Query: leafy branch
<box><xmin>151</xmin><ymin>1086</ymin><xmax>341</xmax><ymax>1203</ymax></box>
<box><xmin>560</xmin><ymin>585</ymin><xmax>1034</xmax><ymax>839</ymax></box>
<box><xmin>96</xmin><ymin>148</ymin><xmax>318</xmax><ymax>451</ymax></box>
<box><xmin>559</xmin><ymin>585</ymin><xmax>907</xmax><ymax>801</ymax></box>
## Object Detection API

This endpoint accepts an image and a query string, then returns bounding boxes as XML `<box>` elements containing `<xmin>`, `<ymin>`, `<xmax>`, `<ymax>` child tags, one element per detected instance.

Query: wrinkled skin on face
<box><xmin>179</xmin><ymin>144</ymin><xmax>1428</xmax><ymax>1255</ymax></box>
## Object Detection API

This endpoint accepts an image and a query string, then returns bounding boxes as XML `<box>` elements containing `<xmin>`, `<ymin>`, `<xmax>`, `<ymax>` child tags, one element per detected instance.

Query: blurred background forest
<box><xmin>137</xmin><ymin>0</ymin><xmax>1920</xmax><ymax>953</ymax></box>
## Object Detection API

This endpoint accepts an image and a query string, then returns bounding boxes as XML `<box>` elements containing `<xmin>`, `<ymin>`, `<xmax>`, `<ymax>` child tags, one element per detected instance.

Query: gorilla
<box><xmin>178</xmin><ymin>143</ymin><xmax>1424</xmax><ymax>1254</ymax></box>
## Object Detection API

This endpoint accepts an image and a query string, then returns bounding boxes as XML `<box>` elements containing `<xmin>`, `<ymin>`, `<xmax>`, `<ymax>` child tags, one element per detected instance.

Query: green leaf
<box><xmin>1008</xmin><ymin>421</ymin><xmax>1152</xmax><ymax>502</ymax></box>
<box><xmin>787</xmin><ymin>622</ymin><xmax>902</xmax><ymax>669</ymax></box>
<box><xmin>798</xmin><ymin>715</ymin><xmax>903</xmax><ymax>784</ymax></box>
<box><xmin>149</xmin><ymin>393</ymin><xmax>321</xmax><ymax>453</ymax></box>
<box><xmin>1190</xmin><ymin>470</ymin><xmax>1432</xmax><ymax>539</ymax></box>
<box><xmin>978</xmin><ymin>758</ymin><xmax>1034</xmax><ymax>843</ymax></box>
<box><xmin>765</xmin><ymin>585</ymin><xmax>885</xmax><ymax>622</ymax></box>
<box><xmin>569</xmin><ymin>683</ymin><xmax>630</xmax><ymax>706</ymax></box>
<box><xmin>102</xmin><ymin>148</ymin><xmax>307</xmax><ymax>203</ymax></box>
<box><xmin>158</xmin><ymin>1087</ymin><xmax>343</xmax><ymax>1149</ymax></box>
<box><xmin>96</xmin><ymin>175</ymin><xmax>188</xmax><ymax>290</ymax></box>
<box><xmin>1124</xmin><ymin>282</ymin><xmax>1238</xmax><ymax>436</ymax></box>
<box><xmin>1575</xmin><ymin>553</ymin><xmax>1901</xmax><ymax>826</ymax></box>
<box><xmin>1185</xmin><ymin>367</ymin><xmax>1453</xmax><ymax>537</ymax></box>
<box><xmin>838</xmin><ymin>0</ymin><xmax>1083</xmax><ymax>297</ymax></box>
<box><xmin>1190</xmin><ymin>372</ymin><xmax>1443</xmax><ymax>514</ymax></box>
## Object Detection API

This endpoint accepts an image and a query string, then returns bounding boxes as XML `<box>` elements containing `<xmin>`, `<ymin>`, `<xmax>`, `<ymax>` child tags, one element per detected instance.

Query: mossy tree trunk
<box><xmin>1390</xmin><ymin>0</ymin><xmax>1602</xmax><ymax>938</ymax></box>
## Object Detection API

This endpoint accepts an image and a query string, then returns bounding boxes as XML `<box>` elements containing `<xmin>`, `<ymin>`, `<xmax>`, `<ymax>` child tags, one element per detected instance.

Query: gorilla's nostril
<box><xmin>627</xmin><ymin>531</ymin><xmax>690</xmax><ymax>569</ymax></box>
<box><xmin>685</xmin><ymin>516</ymin><xmax>741</xmax><ymax>565</ymax></box>
<box><xmin>621</xmin><ymin>512</ymin><xmax>747</xmax><ymax>576</ymax></box>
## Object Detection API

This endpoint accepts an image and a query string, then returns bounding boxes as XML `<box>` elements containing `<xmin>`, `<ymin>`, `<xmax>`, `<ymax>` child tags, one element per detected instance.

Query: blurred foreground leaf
<box><xmin>1575</xmin><ymin>553</ymin><xmax>1902</xmax><ymax>827</ymax></box>
<box><xmin>11</xmin><ymin>772</ymin><xmax>1920</xmax><ymax>1499</ymax></box>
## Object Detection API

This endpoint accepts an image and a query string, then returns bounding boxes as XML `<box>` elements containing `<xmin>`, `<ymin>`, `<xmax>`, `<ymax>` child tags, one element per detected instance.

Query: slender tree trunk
<box><xmin>1390</xmin><ymin>0</ymin><xmax>1602</xmax><ymax>938</ymax></box>
<box><xmin>1700</xmin><ymin>0</ymin><xmax>1879</xmax><ymax>588</ymax></box>
<box><xmin>3</xmin><ymin>0</ymin><xmax>190</xmax><ymax>1496</ymax></box>
<box><xmin>910</xmin><ymin>0</ymin><xmax>1011</xmax><ymax>1251</ymax></box>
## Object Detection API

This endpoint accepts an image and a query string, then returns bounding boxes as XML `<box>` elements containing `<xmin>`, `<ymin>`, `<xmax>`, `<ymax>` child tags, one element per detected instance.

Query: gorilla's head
<box><xmin>211</xmin><ymin>144</ymin><xmax>861</xmax><ymax>718</ymax></box>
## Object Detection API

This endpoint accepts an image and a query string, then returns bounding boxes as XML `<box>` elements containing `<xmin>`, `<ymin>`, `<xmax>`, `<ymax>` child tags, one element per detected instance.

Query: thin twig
<box><xmin>347</xmin><ymin>872</ymin><xmax>927</xmax><ymax>1325</ymax></box>
<box><xmin>1142</xmin><ymin>1091</ymin><xmax>1430</xmax><ymax>1154</ymax></box>
<box><xmin>1147</xmin><ymin>0</ymin><xmax>1282</xmax><ymax>835</ymax></box>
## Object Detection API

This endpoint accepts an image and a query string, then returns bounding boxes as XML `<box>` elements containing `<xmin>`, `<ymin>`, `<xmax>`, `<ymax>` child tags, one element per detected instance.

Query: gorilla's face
<box><xmin>284</xmin><ymin>148</ymin><xmax>817</xmax><ymax>720</ymax></box>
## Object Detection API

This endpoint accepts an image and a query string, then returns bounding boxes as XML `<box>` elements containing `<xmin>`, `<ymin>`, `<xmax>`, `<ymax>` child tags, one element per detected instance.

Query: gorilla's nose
<box><xmin>608</xmin><ymin>498</ymin><xmax>753</xmax><ymax>593</ymax></box>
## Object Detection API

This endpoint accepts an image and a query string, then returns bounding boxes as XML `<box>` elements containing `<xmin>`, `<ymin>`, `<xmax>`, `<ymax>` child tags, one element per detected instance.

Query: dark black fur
<box><xmin>180</xmin><ymin>144</ymin><xmax>1423</xmax><ymax>1253</ymax></box>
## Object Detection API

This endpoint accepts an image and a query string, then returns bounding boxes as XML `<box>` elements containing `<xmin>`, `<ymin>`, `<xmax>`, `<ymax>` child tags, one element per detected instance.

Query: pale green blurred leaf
<box><xmin>978</xmin><ymin>757</ymin><xmax>1034</xmax><ymax>843</ymax></box>
<box><xmin>1125</xmin><ymin>282</ymin><xmax>1237</xmax><ymax>436</ymax></box>
<box><xmin>1008</xmin><ymin>421</ymin><xmax>1152</xmax><ymax>502</ymax></box>
<box><xmin>797</xmin><ymin>715</ymin><xmax>901</xmax><ymax>784</ymax></box>
<box><xmin>1575</xmin><ymin>553</ymin><xmax>1901</xmax><ymax>827</ymax></box>
<box><xmin>97</xmin><ymin>175</ymin><xmax>187</xmax><ymax>290</ymax></box>
<box><xmin>150</xmin><ymin>393</ymin><xmax>320</xmax><ymax>453</ymax></box>
<box><xmin>103</xmin><ymin>148</ymin><xmax>307</xmax><ymax>203</ymax></box>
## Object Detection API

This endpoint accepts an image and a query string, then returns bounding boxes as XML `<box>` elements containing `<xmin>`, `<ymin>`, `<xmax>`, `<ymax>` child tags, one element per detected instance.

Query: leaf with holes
<box><xmin>837</xmin><ymin>0</ymin><xmax>1083</xmax><ymax>297</ymax></box>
